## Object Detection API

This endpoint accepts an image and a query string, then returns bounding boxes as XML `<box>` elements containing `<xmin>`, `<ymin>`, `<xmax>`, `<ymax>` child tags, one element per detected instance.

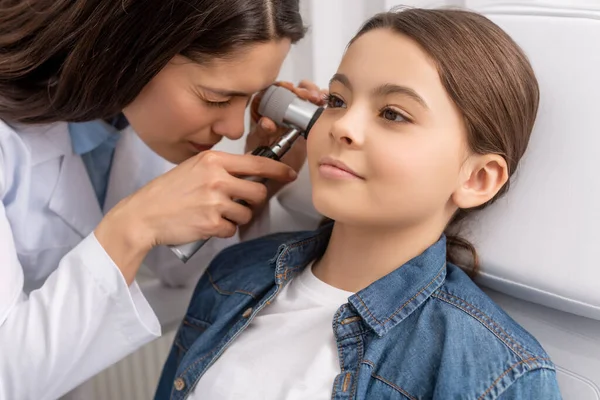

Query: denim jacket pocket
<box><xmin>174</xmin><ymin>315</ymin><xmax>212</xmax><ymax>361</ymax></box>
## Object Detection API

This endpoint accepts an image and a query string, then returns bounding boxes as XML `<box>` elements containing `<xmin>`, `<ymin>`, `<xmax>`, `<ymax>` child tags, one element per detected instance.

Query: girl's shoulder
<box><xmin>379</xmin><ymin>263</ymin><xmax>558</xmax><ymax>399</ymax></box>
<box><xmin>435</xmin><ymin>263</ymin><xmax>550</xmax><ymax>361</ymax></box>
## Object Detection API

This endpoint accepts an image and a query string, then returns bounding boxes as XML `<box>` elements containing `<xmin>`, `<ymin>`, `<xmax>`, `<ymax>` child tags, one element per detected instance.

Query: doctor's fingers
<box><xmin>200</xmin><ymin>214</ymin><xmax>238</xmax><ymax>240</ymax></box>
<box><xmin>195</xmin><ymin>201</ymin><xmax>251</xmax><ymax>239</ymax></box>
<box><xmin>298</xmin><ymin>80</ymin><xmax>328</xmax><ymax>105</ymax></box>
<box><xmin>219</xmin><ymin>200</ymin><xmax>255</xmax><ymax>230</ymax></box>
<box><xmin>200</xmin><ymin>195</ymin><xmax>260</xmax><ymax>239</ymax></box>
<box><xmin>221</xmin><ymin>174</ymin><xmax>269</xmax><ymax>207</ymax></box>
<box><xmin>187</xmin><ymin>195</ymin><xmax>250</xmax><ymax>239</ymax></box>
<box><xmin>206</xmin><ymin>152</ymin><xmax>297</xmax><ymax>183</ymax></box>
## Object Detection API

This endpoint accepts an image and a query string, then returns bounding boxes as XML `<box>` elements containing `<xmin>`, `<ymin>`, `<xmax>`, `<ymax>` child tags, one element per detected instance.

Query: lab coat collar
<box><xmin>48</xmin><ymin>148</ymin><xmax>103</xmax><ymax>237</ymax></box>
<box><xmin>6</xmin><ymin>121</ymin><xmax>70</xmax><ymax>166</ymax></box>
<box><xmin>28</xmin><ymin>122</ymin><xmax>103</xmax><ymax>237</ymax></box>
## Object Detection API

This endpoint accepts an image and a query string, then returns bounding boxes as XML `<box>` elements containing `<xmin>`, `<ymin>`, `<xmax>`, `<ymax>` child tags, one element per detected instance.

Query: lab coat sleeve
<box><xmin>0</xmin><ymin>158</ymin><xmax>161</xmax><ymax>399</ymax></box>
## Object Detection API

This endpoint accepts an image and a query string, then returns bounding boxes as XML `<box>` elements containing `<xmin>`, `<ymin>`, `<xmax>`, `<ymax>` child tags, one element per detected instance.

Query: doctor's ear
<box><xmin>452</xmin><ymin>154</ymin><xmax>509</xmax><ymax>210</ymax></box>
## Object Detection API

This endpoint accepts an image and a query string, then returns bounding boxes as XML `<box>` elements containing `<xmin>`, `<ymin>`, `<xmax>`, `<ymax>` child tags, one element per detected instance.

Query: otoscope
<box><xmin>169</xmin><ymin>85</ymin><xmax>325</xmax><ymax>263</ymax></box>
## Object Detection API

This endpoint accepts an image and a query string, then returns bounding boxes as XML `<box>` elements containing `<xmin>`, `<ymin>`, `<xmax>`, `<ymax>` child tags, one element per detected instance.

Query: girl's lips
<box><xmin>318</xmin><ymin>156</ymin><xmax>364</xmax><ymax>179</ymax></box>
<box><xmin>318</xmin><ymin>164</ymin><xmax>363</xmax><ymax>180</ymax></box>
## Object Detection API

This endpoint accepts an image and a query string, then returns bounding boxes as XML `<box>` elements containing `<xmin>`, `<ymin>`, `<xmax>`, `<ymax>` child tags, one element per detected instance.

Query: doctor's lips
<box><xmin>188</xmin><ymin>141</ymin><xmax>215</xmax><ymax>153</ymax></box>
<box><xmin>318</xmin><ymin>156</ymin><xmax>364</xmax><ymax>180</ymax></box>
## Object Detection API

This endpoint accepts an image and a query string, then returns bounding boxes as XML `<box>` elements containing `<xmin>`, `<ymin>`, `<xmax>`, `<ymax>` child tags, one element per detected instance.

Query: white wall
<box><xmin>279</xmin><ymin>0</ymin><xmax>461</xmax><ymax>88</ymax></box>
<box><xmin>280</xmin><ymin>0</ymin><xmax>600</xmax><ymax>89</ymax></box>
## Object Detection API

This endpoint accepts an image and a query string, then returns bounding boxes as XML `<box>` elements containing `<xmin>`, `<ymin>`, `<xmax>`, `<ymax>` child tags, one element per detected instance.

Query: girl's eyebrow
<box><xmin>372</xmin><ymin>83</ymin><xmax>429</xmax><ymax>110</ymax></box>
<box><xmin>329</xmin><ymin>73</ymin><xmax>353</xmax><ymax>91</ymax></box>
<box><xmin>330</xmin><ymin>73</ymin><xmax>429</xmax><ymax>110</ymax></box>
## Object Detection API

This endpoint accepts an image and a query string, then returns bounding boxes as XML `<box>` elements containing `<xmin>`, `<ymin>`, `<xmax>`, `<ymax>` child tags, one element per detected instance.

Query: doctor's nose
<box><xmin>211</xmin><ymin>104</ymin><xmax>247</xmax><ymax>140</ymax></box>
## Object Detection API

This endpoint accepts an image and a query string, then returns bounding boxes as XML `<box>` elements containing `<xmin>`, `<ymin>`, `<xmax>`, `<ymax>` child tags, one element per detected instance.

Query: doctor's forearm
<box><xmin>94</xmin><ymin>202</ymin><xmax>153</xmax><ymax>285</ymax></box>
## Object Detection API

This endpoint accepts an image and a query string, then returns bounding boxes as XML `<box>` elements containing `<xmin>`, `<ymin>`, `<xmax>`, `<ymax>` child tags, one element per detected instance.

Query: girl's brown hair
<box><xmin>327</xmin><ymin>8</ymin><xmax>539</xmax><ymax>277</ymax></box>
<box><xmin>0</xmin><ymin>0</ymin><xmax>305</xmax><ymax>124</ymax></box>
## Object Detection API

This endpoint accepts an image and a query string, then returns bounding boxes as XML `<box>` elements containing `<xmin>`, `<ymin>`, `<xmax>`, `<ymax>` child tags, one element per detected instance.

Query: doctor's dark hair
<box><xmin>0</xmin><ymin>0</ymin><xmax>305</xmax><ymax>124</ymax></box>
<box><xmin>350</xmin><ymin>8</ymin><xmax>540</xmax><ymax>277</ymax></box>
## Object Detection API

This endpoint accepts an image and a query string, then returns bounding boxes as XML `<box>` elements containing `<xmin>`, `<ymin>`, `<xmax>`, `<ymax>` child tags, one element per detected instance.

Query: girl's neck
<box><xmin>312</xmin><ymin>219</ymin><xmax>446</xmax><ymax>293</ymax></box>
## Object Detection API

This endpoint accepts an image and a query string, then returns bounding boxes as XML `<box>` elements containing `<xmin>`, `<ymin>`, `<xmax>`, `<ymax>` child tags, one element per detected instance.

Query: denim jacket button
<box><xmin>174</xmin><ymin>378</ymin><xmax>186</xmax><ymax>391</ymax></box>
<box><xmin>242</xmin><ymin>308</ymin><xmax>253</xmax><ymax>318</ymax></box>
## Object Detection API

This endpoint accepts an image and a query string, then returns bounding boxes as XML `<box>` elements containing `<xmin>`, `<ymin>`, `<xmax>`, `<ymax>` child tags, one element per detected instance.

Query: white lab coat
<box><xmin>0</xmin><ymin>119</ymin><xmax>237</xmax><ymax>399</ymax></box>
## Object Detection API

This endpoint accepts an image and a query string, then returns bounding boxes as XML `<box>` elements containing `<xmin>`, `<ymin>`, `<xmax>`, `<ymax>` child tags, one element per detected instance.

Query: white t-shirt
<box><xmin>190</xmin><ymin>262</ymin><xmax>354</xmax><ymax>399</ymax></box>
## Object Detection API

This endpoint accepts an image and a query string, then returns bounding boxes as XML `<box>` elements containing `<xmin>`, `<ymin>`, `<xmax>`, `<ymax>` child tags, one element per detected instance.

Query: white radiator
<box><xmin>62</xmin><ymin>330</ymin><xmax>177</xmax><ymax>400</ymax></box>
<box><xmin>93</xmin><ymin>330</ymin><xmax>176</xmax><ymax>400</ymax></box>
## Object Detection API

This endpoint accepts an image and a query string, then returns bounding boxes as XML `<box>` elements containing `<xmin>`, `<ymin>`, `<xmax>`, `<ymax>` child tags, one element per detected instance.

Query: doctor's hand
<box><xmin>246</xmin><ymin>80</ymin><xmax>327</xmax><ymax>192</ymax></box>
<box><xmin>242</xmin><ymin>80</ymin><xmax>327</xmax><ymax>225</ymax></box>
<box><xmin>94</xmin><ymin>151</ymin><xmax>297</xmax><ymax>284</ymax></box>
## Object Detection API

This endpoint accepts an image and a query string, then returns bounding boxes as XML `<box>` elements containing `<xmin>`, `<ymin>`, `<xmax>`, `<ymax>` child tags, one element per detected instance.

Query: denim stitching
<box><xmin>182</xmin><ymin>319</ymin><xmax>208</xmax><ymax>332</ymax></box>
<box><xmin>274</xmin><ymin>235</ymin><xmax>326</xmax><ymax>280</ymax></box>
<box><xmin>174</xmin><ymin>339</ymin><xmax>186</xmax><ymax>354</ymax></box>
<box><xmin>207</xmin><ymin>270</ymin><xmax>258</xmax><ymax>299</ymax></box>
<box><xmin>477</xmin><ymin>358</ymin><xmax>553</xmax><ymax>400</ymax></box>
<box><xmin>275</xmin><ymin>265</ymin><xmax>303</xmax><ymax>281</ymax></box>
<box><xmin>338</xmin><ymin>328</ymin><xmax>346</xmax><ymax>374</ymax></box>
<box><xmin>433</xmin><ymin>291</ymin><xmax>529</xmax><ymax>360</ymax></box>
<box><xmin>233</xmin><ymin>289</ymin><xmax>258</xmax><ymax>299</ymax></box>
<box><xmin>371</xmin><ymin>374</ymin><xmax>417</xmax><ymax>400</ymax></box>
<box><xmin>180</xmin><ymin>345</ymin><xmax>221</xmax><ymax>377</ymax></box>
<box><xmin>362</xmin><ymin>359</ymin><xmax>375</xmax><ymax>368</ymax></box>
<box><xmin>331</xmin><ymin>373</ymin><xmax>340</xmax><ymax>399</ymax></box>
<box><xmin>338</xmin><ymin>329</ymin><xmax>370</xmax><ymax>341</ymax></box>
<box><xmin>276</xmin><ymin>236</ymin><xmax>322</xmax><ymax>266</ymax></box>
<box><xmin>362</xmin><ymin>360</ymin><xmax>416</xmax><ymax>400</ymax></box>
<box><xmin>355</xmin><ymin>263</ymin><xmax>445</xmax><ymax>326</ymax></box>
<box><xmin>432</xmin><ymin>290</ymin><xmax>532</xmax><ymax>360</ymax></box>
<box><xmin>351</xmin><ymin>338</ymin><xmax>363</xmax><ymax>398</ymax></box>
<box><xmin>207</xmin><ymin>270</ymin><xmax>233</xmax><ymax>295</ymax></box>
<box><xmin>175</xmin><ymin>319</ymin><xmax>208</xmax><ymax>353</ymax></box>
<box><xmin>268</xmin><ymin>230</ymin><xmax>322</xmax><ymax>262</ymax></box>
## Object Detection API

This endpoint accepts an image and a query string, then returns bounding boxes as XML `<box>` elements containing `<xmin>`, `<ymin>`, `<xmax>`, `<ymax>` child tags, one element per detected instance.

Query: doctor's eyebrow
<box><xmin>199</xmin><ymin>84</ymin><xmax>272</xmax><ymax>98</ymax></box>
<box><xmin>329</xmin><ymin>73</ymin><xmax>429</xmax><ymax>110</ymax></box>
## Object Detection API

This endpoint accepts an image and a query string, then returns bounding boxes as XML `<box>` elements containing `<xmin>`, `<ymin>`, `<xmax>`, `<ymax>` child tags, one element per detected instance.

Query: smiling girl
<box><xmin>156</xmin><ymin>7</ymin><xmax>561</xmax><ymax>400</ymax></box>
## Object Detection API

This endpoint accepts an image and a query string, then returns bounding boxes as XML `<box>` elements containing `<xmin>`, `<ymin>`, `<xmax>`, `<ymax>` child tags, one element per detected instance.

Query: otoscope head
<box><xmin>258</xmin><ymin>85</ymin><xmax>324</xmax><ymax>138</ymax></box>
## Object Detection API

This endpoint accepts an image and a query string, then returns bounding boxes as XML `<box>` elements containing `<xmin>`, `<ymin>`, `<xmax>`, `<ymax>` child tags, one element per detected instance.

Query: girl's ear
<box><xmin>452</xmin><ymin>154</ymin><xmax>508</xmax><ymax>209</ymax></box>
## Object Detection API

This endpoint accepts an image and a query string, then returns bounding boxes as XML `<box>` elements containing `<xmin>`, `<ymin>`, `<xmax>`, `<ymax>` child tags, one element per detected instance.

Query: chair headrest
<box><xmin>461</xmin><ymin>2</ymin><xmax>600</xmax><ymax>320</ymax></box>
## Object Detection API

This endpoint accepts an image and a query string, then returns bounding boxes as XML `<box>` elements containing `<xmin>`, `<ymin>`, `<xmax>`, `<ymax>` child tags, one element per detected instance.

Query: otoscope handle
<box><xmin>251</xmin><ymin>145</ymin><xmax>280</xmax><ymax>160</ymax></box>
<box><xmin>233</xmin><ymin>146</ymin><xmax>276</xmax><ymax>207</ymax></box>
<box><xmin>168</xmin><ymin>145</ymin><xmax>282</xmax><ymax>263</ymax></box>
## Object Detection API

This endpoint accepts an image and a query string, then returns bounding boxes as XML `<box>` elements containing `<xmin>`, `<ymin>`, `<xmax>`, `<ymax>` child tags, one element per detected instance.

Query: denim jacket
<box><xmin>155</xmin><ymin>224</ymin><xmax>562</xmax><ymax>399</ymax></box>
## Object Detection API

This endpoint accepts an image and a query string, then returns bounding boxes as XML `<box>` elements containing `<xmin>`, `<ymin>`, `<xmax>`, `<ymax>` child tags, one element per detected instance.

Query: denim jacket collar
<box><xmin>269</xmin><ymin>223</ymin><xmax>447</xmax><ymax>337</ymax></box>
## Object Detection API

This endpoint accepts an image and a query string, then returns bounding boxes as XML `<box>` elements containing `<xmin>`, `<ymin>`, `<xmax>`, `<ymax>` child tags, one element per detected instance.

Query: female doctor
<box><xmin>0</xmin><ymin>0</ymin><xmax>324</xmax><ymax>398</ymax></box>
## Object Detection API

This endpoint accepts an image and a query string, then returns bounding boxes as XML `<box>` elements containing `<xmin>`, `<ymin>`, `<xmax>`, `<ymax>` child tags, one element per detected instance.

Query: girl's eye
<box><xmin>380</xmin><ymin>107</ymin><xmax>407</xmax><ymax>123</ymax></box>
<box><xmin>325</xmin><ymin>94</ymin><xmax>346</xmax><ymax>109</ymax></box>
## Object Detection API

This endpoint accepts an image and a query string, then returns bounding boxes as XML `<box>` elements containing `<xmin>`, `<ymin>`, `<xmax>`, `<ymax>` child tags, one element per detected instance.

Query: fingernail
<box><xmin>289</xmin><ymin>169</ymin><xmax>298</xmax><ymax>179</ymax></box>
<box><xmin>259</xmin><ymin>118</ymin><xmax>269</xmax><ymax>129</ymax></box>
